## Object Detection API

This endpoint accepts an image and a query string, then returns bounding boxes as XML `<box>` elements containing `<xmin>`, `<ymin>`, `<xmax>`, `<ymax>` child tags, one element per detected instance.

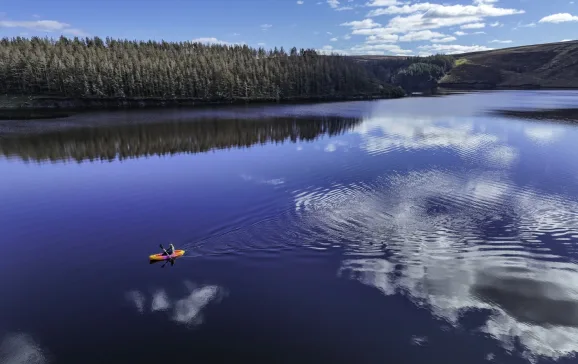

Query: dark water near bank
<box><xmin>2</xmin><ymin>91</ymin><xmax>578</xmax><ymax>364</ymax></box>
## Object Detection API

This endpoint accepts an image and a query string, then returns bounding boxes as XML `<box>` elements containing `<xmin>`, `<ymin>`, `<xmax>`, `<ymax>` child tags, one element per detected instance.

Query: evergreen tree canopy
<box><xmin>0</xmin><ymin>36</ymin><xmax>406</xmax><ymax>100</ymax></box>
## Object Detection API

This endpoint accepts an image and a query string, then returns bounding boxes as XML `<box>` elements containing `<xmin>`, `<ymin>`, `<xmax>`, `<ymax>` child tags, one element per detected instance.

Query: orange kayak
<box><xmin>149</xmin><ymin>250</ymin><xmax>185</xmax><ymax>261</ymax></box>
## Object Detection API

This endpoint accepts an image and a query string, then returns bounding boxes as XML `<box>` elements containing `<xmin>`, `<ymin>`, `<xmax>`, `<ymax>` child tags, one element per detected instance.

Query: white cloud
<box><xmin>317</xmin><ymin>45</ymin><xmax>350</xmax><ymax>54</ymax></box>
<box><xmin>489</xmin><ymin>39</ymin><xmax>513</xmax><ymax>44</ymax></box>
<box><xmin>490</xmin><ymin>21</ymin><xmax>502</xmax><ymax>27</ymax></box>
<box><xmin>432</xmin><ymin>36</ymin><xmax>457</xmax><ymax>43</ymax></box>
<box><xmin>514</xmin><ymin>22</ymin><xmax>536</xmax><ymax>29</ymax></box>
<box><xmin>368</xmin><ymin>2</ymin><xmax>524</xmax><ymax>18</ymax></box>
<box><xmin>327</xmin><ymin>31</ymin><xmax>333</xmax><ymax>35</ymax></box>
<box><xmin>336</xmin><ymin>6</ymin><xmax>354</xmax><ymax>11</ymax></box>
<box><xmin>333</xmin><ymin>2</ymin><xmax>524</xmax><ymax>54</ymax></box>
<box><xmin>461</xmin><ymin>22</ymin><xmax>485</xmax><ymax>29</ymax></box>
<box><xmin>366</xmin><ymin>0</ymin><xmax>399</xmax><ymax>6</ymax></box>
<box><xmin>191</xmin><ymin>37</ymin><xmax>235</xmax><ymax>45</ymax></box>
<box><xmin>539</xmin><ymin>13</ymin><xmax>578</xmax><ymax>23</ymax></box>
<box><xmin>327</xmin><ymin>0</ymin><xmax>340</xmax><ymax>8</ymax></box>
<box><xmin>340</xmin><ymin>18</ymin><xmax>382</xmax><ymax>29</ymax></box>
<box><xmin>0</xmin><ymin>19</ymin><xmax>88</xmax><ymax>36</ymax></box>
<box><xmin>260</xmin><ymin>23</ymin><xmax>272</xmax><ymax>30</ymax></box>
<box><xmin>348</xmin><ymin>13</ymin><xmax>483</xmax><ymax>37</ymax></box>
<box><xmin>385</xmin><ymin>13</ymin><xmax>485</xmax><ymax>33</ymax></box>
<box><xmin>473</xmin><ymin>31</ymin><xmax>486</xmax><ymax>34</ymax></box>
<box><xmin>399</xmin><ymin>30</ymin><xmax>446</xmax><ymax>42</ymax></box>
<box><xmin>368</xmin><ymin>3</ymin><xmax>436</xmax><ymax>16</ymax></box>
<box><xmin>318</xmin><ymin>42</ymin><xmax>412</xmax><ymax>55</ymax></box>
<box><xmin>422</xmin><ymin>4</ymin><xmax>524</xmax><ymax>18</ymax></box>
<box><xmin>257</xmin><ymin>42</ymin><xmax>266</xmax><ymax>46</ymax></box>
<box><xmin>330</xmin><ymin>37</ymin><xmax>338</xmax><ymax>41</ymax></box>
<box><xmin>419</xmin><ymin>43</ymin><xmax>493</xmax><ymax>54</ymax></box>
<box><xmin>343</xmin><ymin>34</ymin><xmax>352</xmax><ymax>39</ymax></box>
<box><xmin>351</xmin><ymin>43</ymin><xmax>413</xmax><ymax>54</ymax></box>
<box><xmin>297</xmin><ymin>0</ymin><xmax>304</xmax><ymax>4</ymax></box>
<box><xmin>366</xmin><ymin>33</ymin><xmax>399</xmax><ymax>43</ymax></box>
<box><xmin>0</xmin><ymin>19</ymin><xmax>68</xmax><ymax>31</ymax></box>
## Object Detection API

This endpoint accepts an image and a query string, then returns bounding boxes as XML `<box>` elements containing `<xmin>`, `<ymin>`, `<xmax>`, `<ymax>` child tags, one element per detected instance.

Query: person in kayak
<box><xmin>162</xmin><ymin>243</ymin><xmax>175</xmax><ymax>256</ymax></box>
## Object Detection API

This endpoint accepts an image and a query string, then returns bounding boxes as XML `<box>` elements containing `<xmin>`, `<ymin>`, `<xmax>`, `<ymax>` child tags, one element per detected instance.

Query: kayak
<box><xmin>149</xmin><ymin>250</ymin><xmax>185</xmax><ymax>261</ymax></box>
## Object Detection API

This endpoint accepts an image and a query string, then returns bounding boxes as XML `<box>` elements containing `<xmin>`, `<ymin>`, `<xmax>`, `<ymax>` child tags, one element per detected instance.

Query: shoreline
<box><xmin>0</xmin><ymin>94</ymin><xmax>404</xmax><ymax>120</ymax></box>
<box><xmin>439</xmin><ymin>84</ymin><xmax>578</xmax><ymax>91</ymax></box>
<box><xmin>2</xmin><ymin>87</ymin><xmax>577</xmax><ymax>120</ymax></box>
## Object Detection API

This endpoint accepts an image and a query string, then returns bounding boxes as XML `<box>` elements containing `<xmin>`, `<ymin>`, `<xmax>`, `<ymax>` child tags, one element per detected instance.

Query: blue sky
<box><xmin>0</xmin><ymin>0</ymin><xmax>576</xmax><ymax>55</ymax></box>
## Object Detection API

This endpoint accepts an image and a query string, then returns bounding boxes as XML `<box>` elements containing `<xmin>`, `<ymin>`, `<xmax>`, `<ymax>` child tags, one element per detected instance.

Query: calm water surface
<box><xmin>2</xmin><ymin>91</ymin><xmax>578</xmax><ymax>363</ymax></box>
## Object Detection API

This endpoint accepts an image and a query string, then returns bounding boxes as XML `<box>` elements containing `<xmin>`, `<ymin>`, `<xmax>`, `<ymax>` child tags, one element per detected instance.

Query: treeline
<box><xmin>0</xmin><ymin>36</ymin><xmax>405</xmax><ymax>102</ymax></box>
<box><xmin>0</xmin><ymin>115</ymin><xmax>362</xmax><ymax>163</ymax></box>
<box><xmin>362</xmin><ymin>55</ymin><xmax>455</xmax><ymax>92</ymax></box>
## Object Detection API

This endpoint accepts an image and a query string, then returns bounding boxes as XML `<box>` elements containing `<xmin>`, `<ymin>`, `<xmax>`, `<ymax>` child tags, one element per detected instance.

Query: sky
<box><xmin>0</xmin><ymin>0</ymin><xmax>576</xmax><ymax>56</ymax></box>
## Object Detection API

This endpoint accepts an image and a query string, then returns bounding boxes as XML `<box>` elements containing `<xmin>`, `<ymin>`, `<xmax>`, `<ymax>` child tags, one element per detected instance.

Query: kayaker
<box><xmin>163</xmin><ymin>243</ymin><xmax>175</xmax><ymax>256</ymax></box>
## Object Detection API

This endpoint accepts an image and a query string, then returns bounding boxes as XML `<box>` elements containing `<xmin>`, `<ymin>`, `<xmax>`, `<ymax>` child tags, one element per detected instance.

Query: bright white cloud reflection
<box><xmin>352</xmin><ymin>113</ymin><xmax>518</xmax><ymax>168</ymax></box>
<box><xmin>126</xmin><ymin>281</ymin><xmax>224</xmax><ymax>326</ymax></box>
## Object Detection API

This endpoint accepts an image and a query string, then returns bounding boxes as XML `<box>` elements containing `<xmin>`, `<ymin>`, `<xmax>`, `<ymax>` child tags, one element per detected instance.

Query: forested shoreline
<box><xmin>0</xmin><ymin>36</ymin><xmax>458</xmax><ymax>114</ymax></box>
<box><xmin>0</xmin><ymin>36</ymin><xmax>405</xmax><ymax>110</ymax></box>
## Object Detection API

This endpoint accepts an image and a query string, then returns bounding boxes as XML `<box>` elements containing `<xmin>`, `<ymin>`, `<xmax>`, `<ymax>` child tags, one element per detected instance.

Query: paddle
<box><xmin>159</xmin><ymin>243</ymin><xmax>175</xmax><ymax>266</ymax></box>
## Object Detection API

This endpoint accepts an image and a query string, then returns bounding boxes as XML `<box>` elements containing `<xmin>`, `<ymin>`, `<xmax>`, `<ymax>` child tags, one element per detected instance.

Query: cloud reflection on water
<box><xmin>524</xmin><ymin>126</ymin><xmax>564</xmax><ymax>145</ymax></box>
<box><xmin>0</xmin><ymin>333</ymin><xmax>47</xmax><ymax>364</ymax></box>
<box><xmin>126</xmin><ymin>281</ymin><xmax>224</xmax><ymax>326</ymax></box>
<box><xmin>353</xmin><ymin>114</ymin><xmax>518</xmax><ymax>168</ymax></box>
<box><xmin>241</xmin><ymin>174</ymin><xmax>285</xmax><ymax>186</ymax></box>
<box><xmin>334</xmin><ymin>171</ymin><xmax>578</xmax><ymax>361</ymax></box>
<box><xmin>293</xmin><ymin>113</ymin><xmax>578</xmax><ymax>361</ymax></box>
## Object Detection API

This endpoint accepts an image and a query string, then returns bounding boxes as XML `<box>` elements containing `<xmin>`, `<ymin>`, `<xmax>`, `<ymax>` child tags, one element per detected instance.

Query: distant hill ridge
<box><xmin>353</xmin><ymin>40</ymin><xmax>578</xmax><ymax>90</ymax></box>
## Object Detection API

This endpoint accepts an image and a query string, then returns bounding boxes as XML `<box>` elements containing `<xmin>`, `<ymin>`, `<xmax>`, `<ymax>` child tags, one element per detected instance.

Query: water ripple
<box><xmin>298</xmin><ymin>168</ymin><xmax>578</xmax><ymax>361</ymax></box>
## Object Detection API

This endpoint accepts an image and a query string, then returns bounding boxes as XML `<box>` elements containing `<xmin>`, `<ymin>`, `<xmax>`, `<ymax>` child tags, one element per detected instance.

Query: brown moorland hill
<box><xmin>352</xmin><ymin>40</ymin><xmax>578</xmax><ymax>90</ymax></box>
<box><xmin>441</xmin><ymin>40</ymin><xmax>578</xmax><ymax>89</ymax></box>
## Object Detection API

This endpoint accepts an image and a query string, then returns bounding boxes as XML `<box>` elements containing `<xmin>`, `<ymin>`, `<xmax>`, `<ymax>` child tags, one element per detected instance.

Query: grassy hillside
<box><xmin>439</xmin><ymin>40</ymin><xmax>578</xmax><ymax>89</ymax></box>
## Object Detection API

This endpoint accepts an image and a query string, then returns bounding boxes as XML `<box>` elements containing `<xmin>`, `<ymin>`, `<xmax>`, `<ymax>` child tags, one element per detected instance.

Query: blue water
<box><xmin>2</xmin><ymin>91</ymin><xmax>578</xmax><ymax>363</ymax></box>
